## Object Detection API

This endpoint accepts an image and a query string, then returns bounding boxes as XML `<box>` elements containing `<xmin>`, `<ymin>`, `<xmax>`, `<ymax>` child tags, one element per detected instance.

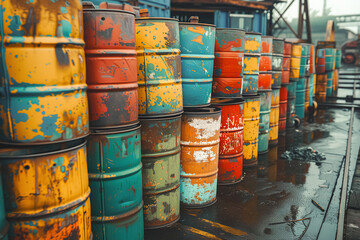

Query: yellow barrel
<box><xmin>136</xmin><ymin>17</ymin><xmax>183</xmax><ymax>117</ymax></box>
<box><xmin>0</xmin><ymin>140</ymin><xmax>91</xmax><ymax>239</ymax></box>
<box><xmin>290</xmin><ymin>44</ymin><xmax>302</xmax><ymax>79</ymax></box>
<box><xmin>243</xmin><ymin>95</ymin><xmax>260</xmax><ymax>167</ymax></box>
<box><xmin>269</xmin><ymin>89</ymin><xmax>280</xmax><ymax>146</ymax></box>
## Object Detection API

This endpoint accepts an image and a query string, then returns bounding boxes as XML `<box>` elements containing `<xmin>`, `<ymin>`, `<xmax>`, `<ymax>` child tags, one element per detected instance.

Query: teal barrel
<box><xmin>258</xmin><ymin>90</ymin><xmax>272</xmax><ymax>154</ymax></box>
<box><xmin>179</xmin><ymin>21</ymin><xmax>216</xmax><ymax>107</ymax></box>
<box><xmin>243</xmin><ymin>74</ymin><xmax>259</xmax><ymax>95</ymax></box>
<box><xmin>87</xmin><ymin>125</ymin><xmax>144</xmax><ymax>240</ymax></box>
<box><xmin>244</xmin><ymin>32</ymin><xmax>261</xmax><ymax>95</ymax></box>
<box><xmin>326</xmin><ymin>71</ymin><xmax>334</xmax><ymax>96</ymax></box>
<box><xmin>0</xmin><ymin>169</ymin><xmax>7</xmax><ymax>240</ymax></box>
<box><xmin>286</xmin><ymin>81</ymin><xmax>297</xmax><ymax>128</ymax></box>
<box><xmin>324</xmin><ymin>48</ymin><xmax>336</xmax><ymax>71</ymax></box>
<box><xmin>295</xmin><ymin>77</ymin><xmax>306</xmax><ymax>119</ymax></box>
<box><xmin>335</xmin><ymin>49</ymin><xmax>341</xmax><ymax>69</ymax></box>
<box><xmin>300</xmin><ymin>44</ymin><xmax>310</xmax><ymax>77</ymax></box>
<box><xmin>140</xmin><ymin>115</ymin><xmax>181</xmax><ymax>228</ymax></box>
<box><xmin>309</xmin><ymin>74</ymin><xmax>314</xmax><ymax>107</ymax></box>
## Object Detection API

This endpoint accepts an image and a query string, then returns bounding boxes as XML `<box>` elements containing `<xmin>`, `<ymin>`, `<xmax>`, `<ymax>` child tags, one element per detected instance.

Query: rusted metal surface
<box><xmin>333</xmin><ymin>69</ymin><xmax>338</xmax><ymax>92</ymax></box>
<box><xmin>316</xmin><ymin>48</ymin><xmax>326</xmax><ymax>74</ymax></box>
<box><xmin>0</xmin><ymin>140</ymin><xmax>91</xmax><ymax>239</ymax></box>
<box><xmin>83</xmin><ymin>5</ymin><xmax>139</xmax><ymax>129</ymax></box>
<box><xmin>272</xmin><ymin>71</ymin><xmax>282</xmax><ymax>89</ymax></box>
<box><xmin>243</xmin><ymin>95</ymin><xmax>260</xmax><ymax>167</ymax></box>
<box><xmin>212</xmin><ymin>28</ymin><xmax>245</xmax><ymax>98</ymax></box>
<box><xmin>136</xmin><ymin>18</ymin><xmax>183</xmax><ymax>116</ymax></box>
<box><xmin>282</xmin><ymin>56</ymin><xmax>291</xmax><ymax>71</ymax></box>
<box><xmin>258</xmin><ymin>90</ymin><xmax>271</xmax><ymax>154</ymax></box>
<box><xmin>281</xmin><ymin>70</ymin><xmax>290</xmax><ymax>85</ymax></box>
<box><xmin>140</xmin><ymin>115</ymin><xmax>181</xmax><ymax>228</ymax></box>
<box><xmin>211</xmin><ymin>98</ymin><xmax>244</xmax><ymax>185</ymax></box>
<box><xmin>310</xmin><ymin>44</ymin><xmax>315</xmax><ymax>74</ymax></box>
<box><xmin>279</xmin><ymin>85</ymin><xmax>288</xmax><ymax>133</ymax></box>
<box><xmin>286</xmin><ymin>81</ymin><xmax>297</xmax><ymax>128</ymax></box>
<box><xmin>315</xmin><ymin>73</ymin><xmax>327</xmax><ymax>103</ymax></box>
<box><xmin>295</xmin><ymin>77</ymin><xmax>306</xmax><ymax>119</ymax></box>
<box><xmin>259</xmin><ymin>36</ymin><xmax>272</xmax><ymax>72</ymax></box>
<box><xmin>258</xmin><ymin>73</ymin><xmax>272</xmax><ymax>90</ymax></box>
<box><xmin>181</xmin><ymin>108</ymin><xmax>221</xmax><ymax>207</ymax></box>
<box><xmin>272</xmin><ymin>38</ymin><xmax>284</xmax><ymax>55</ymax></box>
<box><xmin>243</xmin><ymin>74</ymin><xmax>259</xmax><ymax>95</ymax></box>
<box><xmin>87</xmin><ymin>125</ymin><xmax>144</xmax><ymax>239</ymax></box>
<box><xmin>284</xmin><ymin>41</ymin><xmax>292</xmax><ymax>56</ymax></box>
<box><xmin>304</xmin><ymin>76</ymin><xmax>310</xmax><ymax>114</ymax></box>
<box><xmin>179</xmin><ymin>22</ymin><xmax>215</xmax><ymax>107</ymax></box>
<box><xmin>269</xmin><ymin>88</ymin><xmax>280</xmax><ymax>146</ymax></box>
<box><xmin>0</xmin><ymin>0</ymin><xmax>89</xmax><ymax>145</ymax></box>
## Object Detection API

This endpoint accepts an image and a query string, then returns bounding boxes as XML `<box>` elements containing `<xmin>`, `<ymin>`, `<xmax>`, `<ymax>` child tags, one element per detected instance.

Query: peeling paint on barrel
<box><xmin>258</xmin><ymin>73</ymin><xmax>272</xmax><ymax>90</ymax></box>
<box><xmin>243</xmin><ymin>74</ymin><xmax>259</xmax><ymax>95</ymax></box>
<box><xmin>140</xmin><ymin>115</ymin><xmax>181</xmax><ymax>228</ymax></box>
<box><xmin>315</xmin><ymin>73</ymin><xmax>327</xmax><ymax>102</ymax></box>
<box><xmin>84</xmin><ymin>7</ymin><xmax>139</xmax><ymax>129</ymax></box>
<box><xmin>258</xmin><ymin>90</ymin><xmax>271</xmax><ymax>154</ymax></box>
<box><xmin>0</xmin><ymin>140</ymin><xmax>91</xmax><ymax>239</ymax></box>
<box><xmin>279</xmin><ymin>86</ymin><xmax>288</xmax><ymax>133</ymax></box>
<box><xmin>211</xmin><ymin>99</ymin><xmax>244</xmax><ymax>185</ymax></box>
<box><xmin>0</xmin><ymin>0</ymin><xmax>89</xmax><ymax>144</ymax></box>
<box><xmin>213</xmin><ymin>29</ymin><xmax>245</xmax><ymax>98</ymax></box>
<box><xmin>180</xmin><ymin>22</ymin><xmax>215</xmax><ymax>107</ymax></box>
<box><xmin>181</xmin><ymin>108</ymin><xmax>221</xmax><ymax>207</ymax></box>
<box><xmin>269</xmin><ymin>88</ymin><xmax>280</xmax><ymax>146</ymax></box>
<box><xmin>86</xmin><ymin>125</ymin><xmax>144</xmax><ymax>239</ymax></box>
<box><xmin>243</xmin><ymin>95</ymin><xmax>260</xmax><ymax>166</ymax></box>
<box><xmin>136</xmin><ymin>18</ymin><xmax>183</xmax><ymax>116</ymax></box>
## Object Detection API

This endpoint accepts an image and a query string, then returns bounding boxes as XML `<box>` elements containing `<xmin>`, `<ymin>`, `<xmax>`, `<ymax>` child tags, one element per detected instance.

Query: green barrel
<box><xmin>295</xmin><ymin>77</ymin><xmax>306</xmax><ymax>119</ymax></box>
<box><xmin>324</xmin><ymin>48</ymin><xmax>336</xmax><ymax>72</ymax></box>
<box><xmin>87</xmin><ymin>125</ymin><xmax>144</xmax><ymax>240</ymax></box>
<box><xmin>258</xmin><ymin>90</ymin><xmax>271</xmax><ymax>154</ymax></box>
<box><xmin>140</xmin><ymin>115</ymin><xmax>181</xmax><ymax>229</ymax></box>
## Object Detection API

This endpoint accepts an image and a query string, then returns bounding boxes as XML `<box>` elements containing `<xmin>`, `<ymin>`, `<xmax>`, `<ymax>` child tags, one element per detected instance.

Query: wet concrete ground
<box><xmin>145</xmin><ymin>67</ymin><xmax>360</xmax><ymax>240</ymax></box>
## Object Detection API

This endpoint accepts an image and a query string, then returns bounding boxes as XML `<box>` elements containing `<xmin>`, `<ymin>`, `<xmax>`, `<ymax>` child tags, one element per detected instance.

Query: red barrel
<box><xmin>281</xmin><ymin>70</ymin><xmax>290</xmax><ymax>85</ymax></box>
<box><xmin>84</xmin><ymin>5</ymin><xmax>138</xmax><ymax>129</ymax></box>
<box><xmin>279</xmin><ymin>86</ymin><xmax>288</xmax><ymax>133</ymax></box>
<box><xmin>282</xmin><ymin>56</ymin><xmax>291</xmax><ymax>71</ymax></box>
<box><xmin>284</xmin><ymin>41</ymin><xmax>292</xmax><ymax>56</ymax></box>
<box><xmin>259</xmin><ymin>73</ymin><xmax>272</xmax><ymax>90</ymax></box>
<box><xmin>211</xmin><ymin>98</ymin><xmax>244</xmax><ymax>185</ymax></box>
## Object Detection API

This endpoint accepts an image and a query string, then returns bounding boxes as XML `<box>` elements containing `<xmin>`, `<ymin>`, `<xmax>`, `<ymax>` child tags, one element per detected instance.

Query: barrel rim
<box><xmin>211</xmin><ymin>98</ymin><xmax>244</xmax><ymax>106</ymax></box>
<box><xmin>258</xmin><ymin>89</ymin><xmax>272</xmax><ymax>93</ymax></box>
<box><xmin>261</xmin><ymin>35</ymin><xmax>273</xmax><ymax>39</ymax></box>
<box><xmin>0</xmin><ymin>139</ymin><xmax>86</xmax><ymax>160</ymax></box>
<box><xmin>90</xmin><ymin>124</ymin><xmax>141</xmax><ymax>135</ymax></box>
<box><xmin>183</xmin><ymin>107</ymin><xmax>221</xmax><ymax>115</ymax></box>
<box><xmin>245</xmin><ymin>31</ymin><xmax>261</xmax><ymax>35</ymax></box>
<box><xmin>216</xmin><ymin>28</ymin><xmax>245</xmax><ymax>32</ymax></box>
<box><xmin>136</xmin><ymin>17</ymin><xmax>179</xmax><ymax>22</ymax></box>
<box><xmin>83</xmin><ymin>8</ymin><xmax>136</xmax><ymax>16</ymax></box>
<box><xmin>273</xmin><ymin>38</ymin><xmax>285</xmax><ymax>41</ymax></box>
<box><xmin>139</xmin><ymin>112</ymin><xmax>183</xmax><ymax>120</ymax></box>
<box><xmin>179</xmin><ymin>22</ymin><xmax>215</xmax><ymax>27</ymax></box>
<box><xmin>243</xmin><ymin>93</ymin><xmax>261</xmax><ymax>100</ymax></box>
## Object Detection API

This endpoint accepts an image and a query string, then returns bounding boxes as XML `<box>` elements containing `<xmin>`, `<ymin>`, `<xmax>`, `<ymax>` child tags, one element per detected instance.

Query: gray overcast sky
<box><xmin>281</xmin><ymin>0</ymin><xmax>360</xmax><ymax>20</ymax></box>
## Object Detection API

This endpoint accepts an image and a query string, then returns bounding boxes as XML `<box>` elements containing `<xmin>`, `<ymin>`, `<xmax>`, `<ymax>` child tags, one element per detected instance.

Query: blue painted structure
<box><xmin>253</xmin><ymin>12</ymin><xmax>267</xmax><ymax>35</ymax></box>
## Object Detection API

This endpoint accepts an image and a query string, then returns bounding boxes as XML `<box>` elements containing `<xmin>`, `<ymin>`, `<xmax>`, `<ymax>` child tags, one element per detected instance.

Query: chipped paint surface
<box><xmin>243</xmin><ymin>74</ymin><xmax>258</xmax><ymax>95</ymax></box>
<box><xmin>140</xmin><ymin>115</ymin><xmax>181</xmax><ymax>228</ymax></box>
<box><xmin>243</xmin><ymin>54</ymin><xmax>259</xmax><ymax>74</ymax></box>
<box><xmin>291</xmin><ymin>44</ymin><xmax>302</xmax><ymax>57</ymax></box>
<box><xmin>259</xmin><ymin>55</ymin><xmax>272</xmax><ymax>72</ymax></box>
<box><xmin>281</xmin><ymin>70</ymin><xmax>290</xmax><ymax>85</ymax></box>
<box><xmin>0</xmin><ymin>141</ymin><xmax>91</xmax><ymax>239</ymax></box>
<box><xmin>258</xmin><ymin>73</ymin><xmax>272</xmax><ymax>90</ymax></box>
<box><xmin>271</xmin><ymin>71</ymin><xmax>282</xmax><ymax>88</ymax></box>
<box><xmin>315</xmin><ymin>73</ymin><xmax>327</xmax><ymax>102</ymax></box>
<box><xmin>269</xmin><ymin>88</ymin><xmax>280</xmax><ymax>145</ymax></box>
<box><xmin>279</xmin><ymin>86</ymin><xmax>288</xmax><ymax>133</ymax></box>
<box><xmin>284</xmin><ymin>41</ymin><xmax>292</xmax><ymax>56</ymax></box>
<box><xmin>136</xmin><ymin>19</ymin><xmax>183</xmax><ymax>116</ymax></box>
<box><xmin>86</xmin><ymin>126</ymin><xmax>143</xmax><ymax>238</ymax></box>
<box><xmin>181</xmin><ymin>109</ymin><xmax>221</xmax><ymax>207</ymax></box>
<box><xmin>179</xmin><ymin>23</ymin><xmax>215</xmax><ymax>107</ymax></box>
<box><xmin>261</xmin><ymin>36</ymin><xmax>272</xmax><ymax>54</ymax></box>
<box><xmin>84</xmin><ymin>9</ymin><xmax>138</xmax><ymax>128</ymax></box>
<box><xmin>244</xmin><ymin>33</ymin><xmax>261</xmax><ymax>53</ymax></box>
<box><xmin>213</xmin><ymin>29</ymin><xmax>244</xmax><ymax>98</ymax></box>
<box><xmin>258</xmin><ymin>91</ymin><xmax>271</xmax><ymax>153</ymax></box>
<box><xmin>243</xmin><ymin>96</ymin><xmax>260</xmax><ymax>166</ymax></box>
<box><xmin>0</xmin><ymin>0</ymin><xmax>89</xmax><ymax>144</ymax></box>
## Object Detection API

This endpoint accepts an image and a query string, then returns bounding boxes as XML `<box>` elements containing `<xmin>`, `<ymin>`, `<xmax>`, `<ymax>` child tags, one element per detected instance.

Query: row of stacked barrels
<box><xmin>315</xmin><ymin>41</ymin><xmax>341</xmax><ymax>102</ymax></box>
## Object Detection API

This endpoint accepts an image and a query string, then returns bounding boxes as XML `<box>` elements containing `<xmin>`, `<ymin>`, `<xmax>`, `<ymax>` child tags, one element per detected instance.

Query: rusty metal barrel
<box><xmin>290</xmin><ymin>44</ymin><xmax>302</xmax><ymax>80</ymax></box>
<box><xmin>87</xmin><ymin>125</ymin><xmax>144</xmax><ymax>239</ymax></box>
<box><xmin>243</xmin><ymin>95</ymin><xmax>260</xmax><ymax>166</ymax></box>
<box><xmin>136</xmin><ymin>17</ymin><xmax>183</xmax><ymax>116</ymax></box>
<box><xmin>286</xmin><ymin>81</ymin><xmax>297</xmax><ymax>128</ymax></box>
<box><xmin>0</xmin><ymin>0</ymin><xmax>89</xmax><ymax>145</ymax></box>
<box><xmin>258</xmin><ymin>90</ymin><xmax>271</xmax><ymax>154</ymax></box>
<box><xmin>211</xmin><ymin>99</ymin><xmax>244</xmax><ymax>185</ymax></box>
<box><xmin>259</xmin><ymin>36</ymin><xmax>272</xmax><ymax>91</ymax></box>
<box><xmin>213</xmin><ymin>28</ymin><xmax>245</xmax><ymax>98</ymax></box>
<box><xmin>179</xmin><ymin>20</ymin><xmax>216</xmax><ymax>107</ymax></box>
<box><xmin>300</xmin><ymin>43</ymin><xmax>310</xmax><ymax>78</ymax></box>
<box><xmin>272</xmin><ymin>38</ymin><xmax>284</xmax><ymax>89</ymax></box>
<box><xmin>140</xmin><ymin>115</ymin><xmax>181</xmax><ymax>228</ymax></box>
<box><xmin>244</xmin><ymin>32</ymin><xmax>261</xmax><ymax>95</ymax></box>
<box><xmin>310</xmin><ymin>44</ymin><xmax>315</xmax><ymax>74</ymax></box>
<box><xmin>304</xmin><ymin>76</ymin><xmax>311</xmax><ymax>115</ymax></box>
<box><xmin>83</xmin><ymin>4</ymin><xmax>138</xmax><ymax>129</ymax></box>
<box><xmin>326</xmin><ymin>71</ymin><xmax>334</xmax><ymax>96</ymax></box>
<box><xmin>279</xmin><ymin>86</ymin><xmax>288</xmax><ymax>133</ymax></box>
<box><xmin>181</xmin><ymin>108</ymin><xmax>221</xmax><ymax>207</ymax></box>
<box><xmin>333</xmin><ymin>69</ymin><xmax>339</xmax><ymax>92</ymax></box>
<box><xmin>269</xmin><ymin>88</ymin><xmax>280</xmax><ymax>146</ymax></box>
<box><xmin>0</xmin><ymin>140</ymin><xmax>91</xmax><ymax>239</ymax></box>
<box><xmin>315</xmin><ymin>73</ymin><xmax>327</xmax><ymax>102</ymax></box>
<box><xmin>316</xmin><ymin>48</ymin><xmax>326</xmax><ymax>74</ymax></box>
<box><xmin>295</xmin><ymin>77</ymin><xmax>306</xmax><ymax>119</ymax></box>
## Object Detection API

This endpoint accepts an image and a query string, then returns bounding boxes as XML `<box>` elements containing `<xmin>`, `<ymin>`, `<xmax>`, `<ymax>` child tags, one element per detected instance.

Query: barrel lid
<box><xmin>245</xmin><ymin>31</ymin><xmax>262</xmax><ymax>35</ymax></box>
<box><xmin>183</xmin><ymin>107</ymin><xmax>221</xmax><ymax>115</ymax></box>
<box><xmin>83</xmin><ymin>8</ymin><xmax>136</xmax><ymax>16</ymax></box>
<box><xmin>262</xmin><ymin>35</ymin><xmax>273</xmax><ymax>39</ymax></box>
<box><xmin>273</xmin><ymin>37</ymin><xmax>285</xmax><ymax>41</ymax></box>
<box><xmin>82</xmin><ymin>1</ymin><xmax>136</xmax><ymax>16</ymax></box>
<box><xmin>211</xmin><ymin>98</ymin><xmax>244</xmax><ymax>106</ymax></box>
<box><xmin>257</xmin><ymin>89</ymin><xmax>272</xmax><ymax>93</ymax></box>
<box><xmin>90</xmin><ymin>124</ymin><xmax>141</xmax><ymax>135</ymax></box>
<box><xmin>180</xmin><ymin>16</ymin><xmax>215</xmax><ymax>27</ymax></box>
<box><xmin>136</xmin><ymin>17</ymin><xmax>179</xmax><ymax>22</ymax></box>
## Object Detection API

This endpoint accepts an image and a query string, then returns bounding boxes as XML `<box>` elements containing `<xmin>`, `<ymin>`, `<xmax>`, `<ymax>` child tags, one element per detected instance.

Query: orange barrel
<box><xmin>304</xmin><ymin>76</ymin><xmax>311</xmax><ymax>114</ymax></box>
<box><xmin>313</xmin><ymin>73</ymin><xmax>317</xmax><ymax>95</ymax></box>
<box><xmin>259</xmin><ymin>73</ymin><xmax>272</xmax><ymax>90</ymax></box>
<box><xmin>243</xmin><ymin>95</ymin><xmax>260</xmax><ymax>167</ymax></box>
<box><xmin>316</xmin><ymin>48</ymin><xmax>326</xmax><ymax>74</ymax></box>
<box><xmin>326</xmin><ymin>71</ymin><xmax>334</xmax><ymax>96</ymax></box>
<box><xmin>310</xmin><ymin>44</ymin><xmax>315</xmax><ymax>74</ymax></box>
<box><xmin>244</xmin><ymin>32</ymin><xmax>261</xmax><ymax>95</ymax></box>
<box><xmin>213</xmin><ymin>28</ymin><xmax>245</xmax><ymax>98</ymax></box>
<box><xmin>281</xmin><ymin>70</ymin><xmax>290</xmax><ymax>85</ymax></box>
<box><xmin>290</xmin><ymin>44</ymin><xmax>302</xmax><ymax>80</ymax></box>
<box><xmin>83</xmin><ymin>4</ymin><xmax>139</xmax><ymax>129</ymax></box>
<box><xmin>136</xmin><ymin>17</ymin><xmax>183</xmax><ymax>117</ymax></box>
<box><xmin>269</xmin><ymin>88</ymin><xmax>280</xmax><ymax>146</ymax></box>
<box><xmin>279</xmin><ymin>85</ymin><xmax>288</xmax><ymax>133</ymax></box>
<box><xmin>282</xmin><ymin>56</ymin><xmax>291</xmax><ymax>71</ymax></box>
<box><xmin>211</xmin><ymin>99</ymin><xmax>244</xmax><ymax>185</ymax></box>
<box><xmin>259</xmin><ymin>36</ymin><xmax>272</xmax><ymax>72</ymax></box>
<box><xmin>0</xmin><ymin>140</ymin><xmax>91</xmax><ymax>240</ymax></box>
<box><xmin>180</xmin><ymin>108</ymin><xmax>221</xmax><ymax>207</ymax></box>
<box><xmin>315</xmin><ymin>73</ymin><xmax>327</xmax><ymax>102</ymax></box>
<box><xmin>258</xmin><ymin>90</ymin><xmax>272</xmax><ymax>154</ymax></box>
<box><xmin>140</xmin><ymin>115</ymin><xmax>181</xmax><ymax>228</ymax></box>
<box><xmin>286</xmin><ymin>81</ymin><xmax>297</xmax><ymax>128</ymax></box>
<box><xmin>284</xmin><ymin>41</ymin><xmax>292</xmax><ymax>57</ymax></box>
<box><xmin>333</xmin><ymin>69</ymin><xmax>339</xmax><ymax>91</ymax></box>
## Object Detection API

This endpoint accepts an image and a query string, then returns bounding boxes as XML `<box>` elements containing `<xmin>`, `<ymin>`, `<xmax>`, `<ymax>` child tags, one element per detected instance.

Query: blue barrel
<box><xmin>286</xmin><ymin>81</ymin><xmax>297</xmax><ymax>128</ymax></box>
<box><xmin>243</xmin><ymin>74</ymin><xmax>259</xmax><ymax>95</ymax></box>
<box><xmin>309</xmin><ymin>74</ymin><xmax>314</xmax><ymax>107</ymax></box>
<box><xmin>179</xmin><ymin>22</ymin><xmax>216</xmax><ymax>107</ymax></box>
<box><xmin>87</xmin><ymin>125</ymin><xmax>144</xmax><ymax>240</ymax></box>
<box><xmin>295</xmin><ymin>77</ymin><xmax>306</xmax><ymax>119</ymax></box>
<box><xmin>258</xmin><ymin>90</ymin><xmax>271</xmax><ymax>154</ymax></box>
<box><xmin>325</xmin><ymin>48</ymin><xmax>336</xmax><ymax>71</ymax></box>
<box><xmin>326</xmin><ymin>71</ymin><xmax>334</xmax><ymax>96</ymax></box>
